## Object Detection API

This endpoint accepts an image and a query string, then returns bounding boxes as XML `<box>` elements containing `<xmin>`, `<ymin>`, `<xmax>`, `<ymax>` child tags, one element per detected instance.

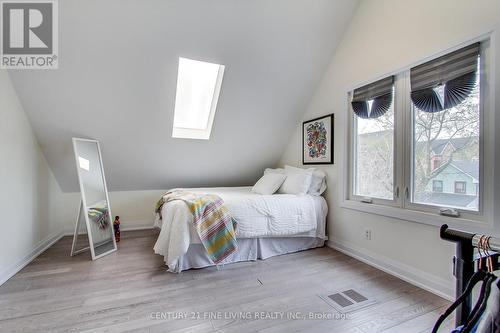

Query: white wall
<box><xmin>0</xmin><ymin>70</ymin><xmax>67</xmax><ymax>285</ymax></box>
<box><xmin>280</xmin><ymin>0</ymin><xmax>500</xmax><ymax>299</ymax></box>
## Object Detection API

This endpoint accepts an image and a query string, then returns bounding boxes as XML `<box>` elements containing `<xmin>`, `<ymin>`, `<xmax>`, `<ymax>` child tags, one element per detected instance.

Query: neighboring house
<box><xmin>414</xmin><ymin>137</ymin><xmax>479</xmax><ymax>210</ymax></box>
<box><xmin>426</xmin><ymin>160</ymin><xmax>479</xmax><ymax>195</ymax></box>
<box><xmin>425</xmin><ymin>137</ymin><xmax>476</xmax><ymax>171</ymax></box>
<box><xmin>422</xmin><ymin>160</ymin><xmax>479</xmax><ymax>209</ymax></box>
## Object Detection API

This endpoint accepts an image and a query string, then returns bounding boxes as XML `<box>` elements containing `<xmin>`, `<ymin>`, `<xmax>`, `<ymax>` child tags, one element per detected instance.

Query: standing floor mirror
<box><xmin>71</xmin><ymin>138</ymin><xmax>117</xmax><ymax>260</ymax></box>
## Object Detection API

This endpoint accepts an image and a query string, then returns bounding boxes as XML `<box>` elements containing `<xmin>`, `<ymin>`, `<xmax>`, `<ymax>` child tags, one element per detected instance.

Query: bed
<box><xmin>153</xmin><ymin>186</ymin><xmax>328</xmax><ymax>272</ymax></box>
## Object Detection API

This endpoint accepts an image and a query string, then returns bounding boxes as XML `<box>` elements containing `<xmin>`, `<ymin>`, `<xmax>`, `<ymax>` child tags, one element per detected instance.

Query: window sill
<box><xmin>340</xmin><ymin>199</ymin><xmax>494</xmax><ymax>233</ymax></box>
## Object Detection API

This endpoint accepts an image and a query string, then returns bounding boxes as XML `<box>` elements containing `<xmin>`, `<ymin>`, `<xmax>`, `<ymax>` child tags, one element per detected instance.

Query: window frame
<box><xmin>343</xmin><ymin>36</ymin><xmax>494</xmax><ymax>229</ymax></box>
<box><xmin>347</xmin><ymin>86</ymin><xmax>400</xmax><ymax>207</ymax></box>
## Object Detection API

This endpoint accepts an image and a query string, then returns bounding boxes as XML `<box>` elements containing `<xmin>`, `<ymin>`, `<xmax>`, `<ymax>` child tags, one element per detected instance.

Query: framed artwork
<box><xmin>302</xmin><ymin>114</ymin><xmax>334</xmax><ymax>165</ymax></box>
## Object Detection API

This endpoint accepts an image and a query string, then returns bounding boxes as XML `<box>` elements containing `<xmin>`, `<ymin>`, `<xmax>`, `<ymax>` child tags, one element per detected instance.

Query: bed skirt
<box><xmin>172</xmin><ymin>237</ymin><xmax>325</xmax><ymax>272</ymax></box>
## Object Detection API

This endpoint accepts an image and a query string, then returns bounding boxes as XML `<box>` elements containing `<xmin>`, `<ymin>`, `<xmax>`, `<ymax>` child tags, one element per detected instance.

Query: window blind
<box><xmin>410</xmin><ymin>43</ymin><xmax>479</xmax><ymax>113</ymax></box>
<box><xmin>351</xmin><ymin>76</ymin><xmax>394</xmax><ymax>119</ymax></box>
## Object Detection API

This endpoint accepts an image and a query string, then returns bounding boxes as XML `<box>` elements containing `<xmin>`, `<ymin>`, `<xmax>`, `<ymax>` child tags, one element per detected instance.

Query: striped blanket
<box><xmin>155</xmin><ymin>191</ymin><xmax>237</xmax><ymax>264</ymax></box>
<box><xmin>88</xmin><ymin>201</ymin><xmax>109</xmax><ymax>229</ymax></box>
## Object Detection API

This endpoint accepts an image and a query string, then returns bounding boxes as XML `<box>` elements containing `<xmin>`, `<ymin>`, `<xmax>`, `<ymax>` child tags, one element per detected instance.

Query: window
<box><xmin>410</xmin><ymin>43</ymin><xmax>480</xmax><ymax>211</ymax></box>
<box><xmin>348</xmin><ymin>41</ymin><xmax>490</xmax><ymax>221</ymax></box>
<box><xmin>432</xmin><ymin>157</ymin><xmax>441</xmax><ymax>170</ymax></box>
<box><xmin>433</xmin><ymin>180</ymin><xmax>443</xmax><ymax>193</ymax></box>
<box><xmin>172</xmin><ymin>57</ymin><xmax>225</xmax><ymax>140</ymax></box>
<box><xmin>455</xmin><ymin>181</ymin><xmax>467</xmax><ymax>194</ymax></box>
<box><xmin>351</xmin><ymin>77</ymin><xmax>395</xmax><ymax>201</ymax></box>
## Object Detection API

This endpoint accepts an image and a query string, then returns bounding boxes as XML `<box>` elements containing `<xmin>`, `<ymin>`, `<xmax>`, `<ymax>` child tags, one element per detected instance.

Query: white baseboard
<box><xmin>120</xmin><ymin>220</ymin><xmax>156</xmax><ymax>231</ymax></box>
<box><xmin>327</xmin><ymin>238</ymin><xmax>454</xmax><ymax>301</ymax></box>
<box><xmin>63</xmin><ymin>219</ymin><xmax>155</xmax><ymax>236</ymax></box>
<box><xmin>0</xmin><ymin>230</ymin><xmax>65</xmax><ymax>286</ymax></box>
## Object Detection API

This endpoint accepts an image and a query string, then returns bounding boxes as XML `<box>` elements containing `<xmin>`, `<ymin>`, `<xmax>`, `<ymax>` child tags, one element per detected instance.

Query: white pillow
<box><xmin>278</xmin><ymin>166</ymin><xmax>313</xmax><ymax>195</ymax></box>
<box><xmin>264</xmin><ymin>167</ymin><xmax>284</xmax><ymax>175</ymax></box>
<box><xmin>284</xmin><ymin>165</ymin><xmax>327</xmax><ymax>195</ymax></box>
<box><xmin>252</xmin><ymin>173</ymin><xmax>287</xmax><ymax>195</ymax></box>
<box><xmin>309</xmin><ymin>169</ymin><xmax>327</xmax><ymax>195</ymax></box>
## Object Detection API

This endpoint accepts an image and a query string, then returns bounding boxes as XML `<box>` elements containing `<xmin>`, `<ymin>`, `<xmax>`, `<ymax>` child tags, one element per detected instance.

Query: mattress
<box><xmin>153</xmin><ymin>186</ymin><xmax>328</xmax><ymax>271</ymax></box>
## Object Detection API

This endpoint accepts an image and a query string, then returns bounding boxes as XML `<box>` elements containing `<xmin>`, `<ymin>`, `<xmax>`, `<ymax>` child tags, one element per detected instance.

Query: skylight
<box><xmin>172</xmin><ymin>57</ymin><xmax>225</xmax><ymax>140</ymax></box>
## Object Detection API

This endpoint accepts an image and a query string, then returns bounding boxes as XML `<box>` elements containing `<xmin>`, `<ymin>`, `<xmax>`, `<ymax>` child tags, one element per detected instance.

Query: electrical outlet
<box><xmin>365</xmin><ymin>229</ymin><xmax>372</xmax><ymax>240</ymax></box>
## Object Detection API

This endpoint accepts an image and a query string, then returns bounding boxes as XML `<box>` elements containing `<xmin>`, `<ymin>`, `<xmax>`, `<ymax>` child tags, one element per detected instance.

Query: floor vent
<box><xmin>319</xmin><ymin>289</ymin><xmax>376</xmax><ymax>313</ymax></box>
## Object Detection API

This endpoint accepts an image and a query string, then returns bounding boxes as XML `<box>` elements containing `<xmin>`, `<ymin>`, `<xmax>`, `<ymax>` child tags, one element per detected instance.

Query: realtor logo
<box><xmin>1</xmin><ymin>0</ymin><xmax>58</xmax><ymax>69</ymax></box>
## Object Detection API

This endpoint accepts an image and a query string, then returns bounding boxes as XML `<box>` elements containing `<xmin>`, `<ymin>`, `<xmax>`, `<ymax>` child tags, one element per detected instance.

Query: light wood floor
<box><xmin>0</xmin><ymin>229</ymin><xmax>454</xmax><ymax>333</ymax></box>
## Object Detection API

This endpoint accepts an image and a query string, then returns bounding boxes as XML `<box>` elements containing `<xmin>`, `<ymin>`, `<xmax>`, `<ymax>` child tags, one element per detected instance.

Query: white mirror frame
<box><xmin>70</xmin><ymin>138</ymin><xmax>117</xmax><ymax>260</ymax></box>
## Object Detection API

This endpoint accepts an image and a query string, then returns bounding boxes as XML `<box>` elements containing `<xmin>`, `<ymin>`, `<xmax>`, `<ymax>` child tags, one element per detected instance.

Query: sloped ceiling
<box><xmin>9</xmin><ymin>0</ymin><xmax>358</xmax><ymax>192</ymax></box>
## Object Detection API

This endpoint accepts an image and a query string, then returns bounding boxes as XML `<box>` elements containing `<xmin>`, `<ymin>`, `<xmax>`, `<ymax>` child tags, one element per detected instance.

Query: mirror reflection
<box><xmin>73</xmin><ymin>139</ymin><xmax>116</xmax><ymax>259</ymax></box>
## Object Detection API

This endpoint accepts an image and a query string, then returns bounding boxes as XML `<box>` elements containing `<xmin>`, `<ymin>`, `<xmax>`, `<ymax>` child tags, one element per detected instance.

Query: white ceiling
<box><xmin>9</xmin><ymin>0</ymin><xmax>358</xmax><ymax>192</ymax></box>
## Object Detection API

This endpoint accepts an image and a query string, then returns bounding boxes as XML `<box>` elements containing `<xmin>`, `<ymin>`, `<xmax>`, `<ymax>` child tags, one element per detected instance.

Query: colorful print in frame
<box><xmin>302</xmin><ymin>114</ymin><xmax>334</xmax><ymax>164</ymax></box>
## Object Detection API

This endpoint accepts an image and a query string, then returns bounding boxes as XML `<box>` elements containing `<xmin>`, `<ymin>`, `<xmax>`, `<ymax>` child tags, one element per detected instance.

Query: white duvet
<box><xmin>153</xmin><ymin>187</ymin><xmax>328</xmax><ymax>269</ymax></box>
